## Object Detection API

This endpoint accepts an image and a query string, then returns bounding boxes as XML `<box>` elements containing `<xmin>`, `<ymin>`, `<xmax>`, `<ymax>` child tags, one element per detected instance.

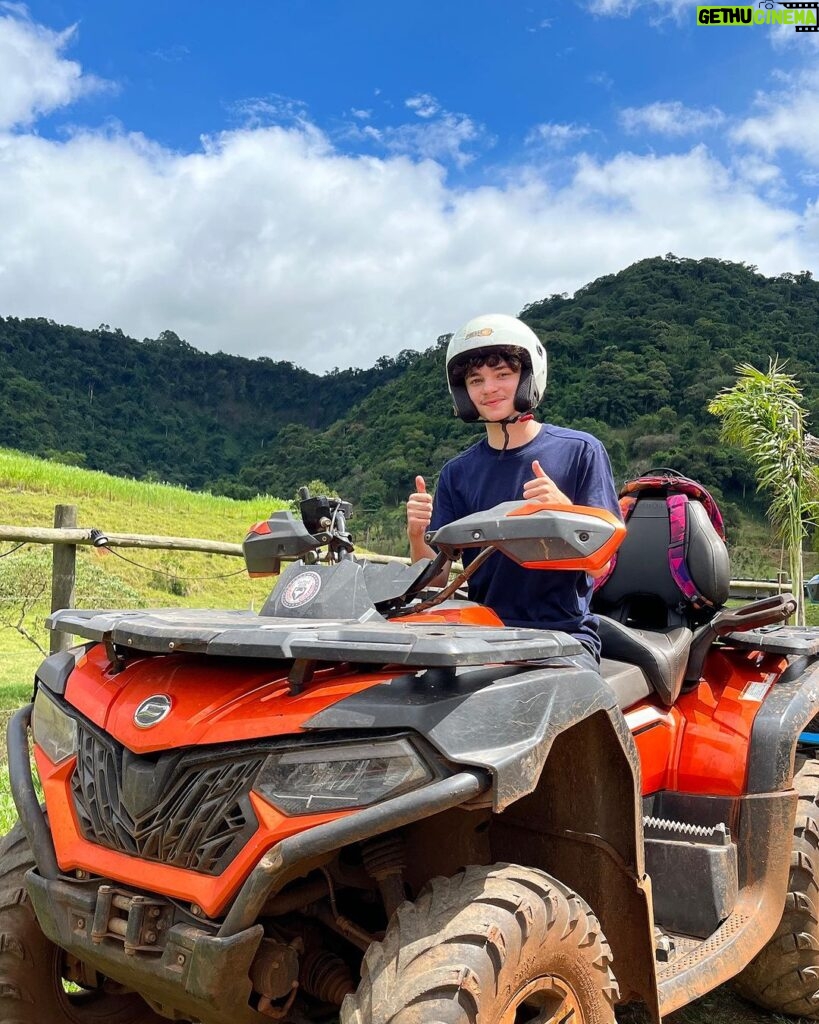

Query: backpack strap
<box><xmin>666</xmin><ymin>493</ymin><xmax>717</xmax><ymax>610</ymax></box>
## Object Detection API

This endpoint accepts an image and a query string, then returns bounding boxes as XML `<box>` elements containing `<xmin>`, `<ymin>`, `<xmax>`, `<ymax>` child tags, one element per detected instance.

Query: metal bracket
<box><xmin>104</xmin><ymin>637</ymin><xmax>126</xmax><ymax>675</ymax></box>
<box><xmin>91</xmin><ymin>885</ymin><xmax>171</xmax><ymax>955</ymax></box>
<box><xmin>288</xmin><ymin>658</ymin><xmax>316</xmax><ymax>695</ymax></box>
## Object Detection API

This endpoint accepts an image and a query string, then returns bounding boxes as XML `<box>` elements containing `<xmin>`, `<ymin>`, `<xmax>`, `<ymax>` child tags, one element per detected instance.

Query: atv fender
<box><xmin>303</xmin><ymin>660</ymin><xmax>637</xmax><ymax>811</ymax></box>
<box><xmin>747</xmin><ymin>656</ymin><xmax>819</xmax><ymax>793</ymax></box>
<box><xmin>305</xmin><ymin>661</ymin><xmax>661</xmax><ymax>1018</ymax></box>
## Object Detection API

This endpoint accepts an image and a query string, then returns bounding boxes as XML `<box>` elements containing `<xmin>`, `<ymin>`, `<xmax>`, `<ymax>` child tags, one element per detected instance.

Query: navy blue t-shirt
<box><xmin>429</xmin><ymin>424</ymin><xmax>620</xmax><ymax>658</ymax></box>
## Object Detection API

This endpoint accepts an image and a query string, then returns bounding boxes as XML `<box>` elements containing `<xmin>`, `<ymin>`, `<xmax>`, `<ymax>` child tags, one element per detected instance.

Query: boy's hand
<box><xmin>406</xmin><ymin>475</ymin><xmax>434</xmax><ymax>539</ymax></box>
<box><xmin>523</xmin><ymin>460</ymin><xmax>571</xmax><ymax>506</ymax></box>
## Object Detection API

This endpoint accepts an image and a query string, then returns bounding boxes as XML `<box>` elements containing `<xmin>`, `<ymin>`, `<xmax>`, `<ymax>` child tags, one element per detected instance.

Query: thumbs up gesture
<box><xmin>406</xmin><ymin>475</ymin><xmax>434</xmax><ymax>540</ymax></box>
<box><xmin>523</xmin><ymin>460</ymin><xmax>570</xmax><ymax>506</ymax></box>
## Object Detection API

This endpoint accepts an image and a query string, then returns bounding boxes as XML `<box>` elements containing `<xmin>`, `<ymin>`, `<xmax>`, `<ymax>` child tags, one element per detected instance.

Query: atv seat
<box><xmin>598</xmin><ymin>594</ymin><xmax>798</xmax><ymax>708</ymax></box>
<box><xmin>597</xmin><ymin>619</ymin><xmax>692</xmax><ymax>706</ymax></box>
<box><xmin>593</xmin><ymin>497</ymin><xmax>730</xmax><ymax>631</ymax></box>
<box><xmin>592</xmin><ymin>494</ymin><xmax>731</xmax><ymax>705</ymax></box>
<box><xmin>593</xmin><ymin>494</ymin><xmax>795</xmax><ymax>705</ymax></box>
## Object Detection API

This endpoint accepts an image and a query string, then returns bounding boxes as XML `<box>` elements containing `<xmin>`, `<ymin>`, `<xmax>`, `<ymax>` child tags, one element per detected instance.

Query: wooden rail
<box><xmin>0</xmin><ymin>523</ymin><xmax>408</xmax><ymax>561</ymax></box>
<box><xmin>0</xmin><ymin>524</ymin><xmax>243</xmax><ymax>556</ymax></box>
<box><xmin>728</xmin><ymin>579</ymin><xmax>791</xmax><ymax>600</ymax></box>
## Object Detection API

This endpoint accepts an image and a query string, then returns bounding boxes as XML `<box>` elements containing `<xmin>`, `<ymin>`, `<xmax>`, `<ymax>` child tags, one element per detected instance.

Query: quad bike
<box><xmin>3</xmin><ymin>484</ymin><xmax>819</xmax><ymax>1024</ymax></box>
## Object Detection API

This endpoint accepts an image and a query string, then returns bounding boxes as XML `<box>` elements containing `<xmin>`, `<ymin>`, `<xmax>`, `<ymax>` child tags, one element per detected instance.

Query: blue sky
<box><xmin>1</xmin><ymin>0</ymin><xmax>817</xmax><ymax>370</ymax></box>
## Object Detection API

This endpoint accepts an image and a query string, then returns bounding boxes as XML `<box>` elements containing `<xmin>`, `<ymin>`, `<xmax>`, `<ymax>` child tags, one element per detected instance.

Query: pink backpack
<box><xmin>594</xmin><ymin>469</ymin><xmax>726</xmax><ymax>611</ymax></box>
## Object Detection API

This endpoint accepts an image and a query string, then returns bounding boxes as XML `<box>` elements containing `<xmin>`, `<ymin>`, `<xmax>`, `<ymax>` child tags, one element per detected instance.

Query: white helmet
<box><xmin>446</xmin><ymin>313</ymin><xmax>548</xmax><ymax>422</ymax></box>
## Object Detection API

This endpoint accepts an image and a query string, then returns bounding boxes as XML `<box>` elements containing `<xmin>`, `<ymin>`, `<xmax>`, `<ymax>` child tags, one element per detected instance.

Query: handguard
<box><xmin>427</xmin><ymin>500</ymin><xmax>625</xmax><ymax>572</ymax></box>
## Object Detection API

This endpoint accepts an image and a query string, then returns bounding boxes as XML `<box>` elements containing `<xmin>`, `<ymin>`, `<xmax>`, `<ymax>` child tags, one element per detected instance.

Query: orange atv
<box><xmin>2</xmin><ymin>483</ymin><xmax>818</xmax><ymax>1024</ymax></box>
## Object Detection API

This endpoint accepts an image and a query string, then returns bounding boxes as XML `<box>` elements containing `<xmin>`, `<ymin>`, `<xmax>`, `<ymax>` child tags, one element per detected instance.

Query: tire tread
<box><xmin>341</xmin><ymin>863</ymin><xmax>617</xmax><ymax>1024</ymax></box>
<box><xmin>734</xmin><ymin>754</ymin><xmax>819</xmax><ymax>1017</ymax></box>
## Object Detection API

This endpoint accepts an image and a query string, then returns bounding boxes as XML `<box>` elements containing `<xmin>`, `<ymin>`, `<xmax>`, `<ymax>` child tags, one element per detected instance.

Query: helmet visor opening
<box><xmin>448</xmin><ymin>345</ymin><xmax>529</xmax><ymax>387</ymax></box>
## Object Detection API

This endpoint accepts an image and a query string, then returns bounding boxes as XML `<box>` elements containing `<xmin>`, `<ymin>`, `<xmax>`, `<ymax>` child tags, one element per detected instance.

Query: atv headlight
<box><xmin>254</xmin><ymin>738</ymin><xmax>433</xmax><ymax>815</ymax></box>
<box><xmin>32</xmin><ymin>688</ymin><xmax>78</xmax><ymax>765</ymax></box>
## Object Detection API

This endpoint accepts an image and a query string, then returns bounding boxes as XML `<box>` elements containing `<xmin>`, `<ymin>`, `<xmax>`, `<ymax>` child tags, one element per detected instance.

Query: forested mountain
<box><xmin>2</xmin><ymin>255</ymin><xmax>818</xmax><ymax>527</ymax></box>
<box><xmin>236</xmin><ymin>255</ymin><xmax>819</xmax><ymax>522</ymax></box>
<box><xmin>0</xmin><ymin>321</ymin><xmax>413</xmax><ymax>487</ymax></box>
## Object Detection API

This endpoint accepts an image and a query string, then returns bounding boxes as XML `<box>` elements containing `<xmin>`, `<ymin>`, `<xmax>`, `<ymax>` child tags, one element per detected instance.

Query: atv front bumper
<box><xmin>9</xmin><ymin>703</ymin><xmax>490</xmax><ymax>1022</ymax></box>
<box><xmin>26</xmin><ymin>869</ymin><xmax>267</xmax><ymax>1024</ymax></box>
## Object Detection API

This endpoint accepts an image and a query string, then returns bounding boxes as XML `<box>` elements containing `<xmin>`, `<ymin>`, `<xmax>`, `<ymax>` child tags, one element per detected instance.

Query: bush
<box><xmin>0</xmin><ymin>547</ymin><xmax>144</xmax><ymax>653</ymax></box>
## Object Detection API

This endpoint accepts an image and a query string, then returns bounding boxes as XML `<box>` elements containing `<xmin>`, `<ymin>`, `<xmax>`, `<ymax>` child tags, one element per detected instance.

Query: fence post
<box><xmin>50</xmin><ymin>504</ymin><xmax>77</xmax><ymax>655</ymax></box>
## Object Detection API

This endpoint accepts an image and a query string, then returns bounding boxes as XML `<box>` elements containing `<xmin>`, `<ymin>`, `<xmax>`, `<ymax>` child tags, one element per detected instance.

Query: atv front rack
<box><xmin>47</xmin><ymin>607</ymin><xmax>583</xmax><ymax>667</ymax></box>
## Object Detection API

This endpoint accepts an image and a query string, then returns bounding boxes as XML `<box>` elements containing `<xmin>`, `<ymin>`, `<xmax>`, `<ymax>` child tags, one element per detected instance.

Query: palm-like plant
<box><xmin>709</xmin><ymin>359</ymin><xmax>819</xmax><ymax>626</ymax></box>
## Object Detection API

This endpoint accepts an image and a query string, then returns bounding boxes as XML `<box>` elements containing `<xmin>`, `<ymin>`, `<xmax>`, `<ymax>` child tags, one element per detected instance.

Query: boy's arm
<box><xmin>406</xmin><ymin>475</ymin><xmax>451</xmax><ymax>587</ymax></box>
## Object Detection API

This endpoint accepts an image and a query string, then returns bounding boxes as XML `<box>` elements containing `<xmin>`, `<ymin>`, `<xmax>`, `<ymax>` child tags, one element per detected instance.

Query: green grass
<box><xmin>0</xmin><ymin>634</ymin><xmax>41</xmax><ymax>832</ymax></box>
<box><xmin>0</xmin><ymin>448</ymin><xmax>292</xmax><ymax>627</ymax></box>
<box><xmin>0</xmin><ymin>447</ymin><xmax>283</xmax><ymax>516</ymax></box>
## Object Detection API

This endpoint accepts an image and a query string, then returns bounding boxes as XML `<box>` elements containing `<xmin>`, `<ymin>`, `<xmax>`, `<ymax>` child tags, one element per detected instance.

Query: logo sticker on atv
<box><xmin>281</xmin><ymin>571</ymin><xmax>322</xmax><ymax>609</ymax></box>
<box><xmin>134</xmin><ymin>694</ymin><xmax>173</xmax><ymax>728</ymax></box>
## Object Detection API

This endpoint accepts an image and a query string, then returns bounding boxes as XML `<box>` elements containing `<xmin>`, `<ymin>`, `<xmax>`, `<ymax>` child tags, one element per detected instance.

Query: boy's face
<box><xmin>464</xmin><ymin>359</ymin><xmax>521</xmax><ymax>421</ymax></box>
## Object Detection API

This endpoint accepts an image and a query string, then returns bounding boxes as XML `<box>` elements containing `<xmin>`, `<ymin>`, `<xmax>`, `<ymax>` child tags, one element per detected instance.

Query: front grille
<box><xmin>71</xmin><ymin>723</ymin><xmax>266</xmax><ymax>874</ymax></box>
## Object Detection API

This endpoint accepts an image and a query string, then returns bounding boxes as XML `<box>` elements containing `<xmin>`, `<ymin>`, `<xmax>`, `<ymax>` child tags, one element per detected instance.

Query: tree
<box><xmin>709</xmin><ymin>360</ymin><xmax>819</xmax><ymax>625</ymax></box>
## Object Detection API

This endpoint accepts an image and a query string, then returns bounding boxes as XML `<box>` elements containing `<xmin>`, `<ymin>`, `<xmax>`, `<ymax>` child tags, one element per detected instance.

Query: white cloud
<box><xmin>0</xmin><ymin>6</ymin><xmax>108</xmax><ymax>129</ymax></box>
<box><xmin>770</xmin><ymin>21</ymin><xmax>819</xmax><ymax>50</ymax></box>
<box><xmin>526</xmin><ymin>122</ymin><xmax>591</xmax><ymax>148</ymax></box>
<box><xmin>379</xmin><ymin>112</ymin><xmax>489</xmax><ymax>167</ymax></box>
<box><xmin>735</xmin><ymin>153</ymin><xmax>785</xmax><ymax>188</ymax></box>
<box><xmin>0</xmin><ymin>9</ymin><xmax>817</xmax><ymax>374</ymax></box>
<box><xmin>2</xmin><ymin>125</ymin><xmax>812</xmax><ymax>372</ymax></box>
<box><xmin>405</xmin><ymin>93</ymin><xmax>440</xmax><ymax>119</ymax></box>
<box><xmin>588</xmin><ymin>71</ymin><xmax>614</xmax><ymax>89</ymax></box>
<box><xmin>230</xmin><ymin>93</ymin><xmax>312</xmax><ymax>130</ymax></box>
<box><xmin>620</xmin><ymin>100</ymin><xmax>725</xmax><ymax>136</ymax></box>
<box><xmin>343</xmin><ymin>95</ymin><xmax>491</xmax><ymax>169</ymax></box>
<box><xmin>150</xmin><ymin>44</ymin><xmax>190</xmax><ymax>63</ymax></box>
<box><xmin>731</xmin><ymin>69</ymin><xmax>819</xmax><ymax>165</ymax></box>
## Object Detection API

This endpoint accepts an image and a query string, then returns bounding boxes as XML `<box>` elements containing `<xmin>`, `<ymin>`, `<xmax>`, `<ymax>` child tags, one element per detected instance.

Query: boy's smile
<box><xmin>465</xmin><ymin>362</ymin><xmax>521</xmax><ymax>421</ymax></box>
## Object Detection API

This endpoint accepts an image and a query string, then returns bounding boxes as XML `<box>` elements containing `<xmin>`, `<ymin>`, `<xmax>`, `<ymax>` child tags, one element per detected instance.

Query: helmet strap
<box><xmin>495</xmin><ymin>413</ymin><xmax>534</xmax><ymax>458</ymax></box>
<box><xmin>499</xmin><ymin>421</ymin><xmax>511</xmax><ymax>460</ymax></box>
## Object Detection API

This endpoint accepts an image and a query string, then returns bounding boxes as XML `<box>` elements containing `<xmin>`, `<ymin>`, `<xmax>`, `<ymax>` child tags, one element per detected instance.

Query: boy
<box><xmin>406</xmin><ymin>313</ymin><xmax>620</xmax><ymax>668</ymax></box>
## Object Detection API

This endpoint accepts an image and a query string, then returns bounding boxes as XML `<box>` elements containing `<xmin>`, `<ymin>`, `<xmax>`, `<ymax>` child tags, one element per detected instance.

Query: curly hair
<box><xmin>449</xmin><ymin>345</ymin><xmax>525</xmax><ymax>386</ymax></box>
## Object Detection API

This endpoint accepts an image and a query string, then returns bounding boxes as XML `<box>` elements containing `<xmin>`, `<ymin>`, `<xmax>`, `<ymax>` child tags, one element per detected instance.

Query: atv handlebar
<box><xmin>244</xmin><ymin>494</ymin><xmax>625</xmax><ymax>604</ymax></box>
<box><xmin>427</xmin><ymin>501</ymin><xmax>625</xmax><ymax>574</ymax></box>
<box><xmin>243</xmin><ymin>489</ymin><xmax>354</xmax><ymax>576</ymax></box>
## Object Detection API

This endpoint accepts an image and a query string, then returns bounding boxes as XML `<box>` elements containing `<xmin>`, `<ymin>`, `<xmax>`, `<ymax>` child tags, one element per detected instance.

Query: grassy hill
<box><xmin>0</xmin><ymin>446</ymin><xmax>290</xmax><ymax>630</ymax></box>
